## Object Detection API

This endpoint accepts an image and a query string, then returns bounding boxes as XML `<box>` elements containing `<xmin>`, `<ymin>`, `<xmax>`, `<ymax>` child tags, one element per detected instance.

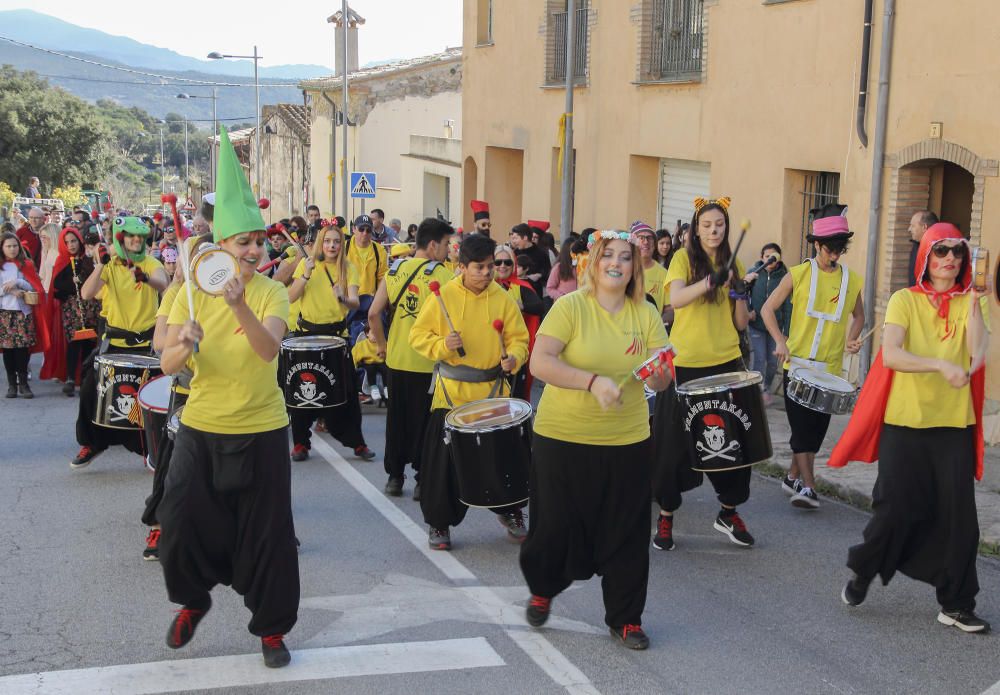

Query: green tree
<box><xmin>0</xmin><ymin>66</ymin><xmax>113</xmax><ymax>193</ymax></box>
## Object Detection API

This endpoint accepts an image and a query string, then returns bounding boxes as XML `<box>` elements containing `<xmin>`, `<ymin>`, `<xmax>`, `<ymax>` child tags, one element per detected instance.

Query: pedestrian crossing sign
<box><xmin>350</xmin><ymin>172</ymin><xmax>377</xmax><ymax>199</ymax></box>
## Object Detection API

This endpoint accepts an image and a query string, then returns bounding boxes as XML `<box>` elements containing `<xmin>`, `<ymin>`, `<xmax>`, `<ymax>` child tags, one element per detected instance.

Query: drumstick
<box><xmin>725</xmin><ymin>219</ymin><xmax>750</xmax><ymax>278</ymax></box>
<box><xmin>177</xmin><ymin>237</ymin><xmax>198</xmax><ymax>353</ymax></box>
<box><xmin>428</xmin><ymin>280</ymin><xmax>465</xmax><ymax>357</ymax></box>
<box><xmin>855</xmin><ymin>326</ymin><xmax>877</xmax><ymax>345</ymax></box>
<box><xmin>492</xmin><ymin>319</ymin><xmax>508</xmax><ymax>360</ymax></box>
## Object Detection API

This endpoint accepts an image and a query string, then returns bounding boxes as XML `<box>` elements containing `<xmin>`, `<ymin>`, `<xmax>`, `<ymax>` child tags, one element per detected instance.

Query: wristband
<box><xmin>302</xmin><ymin>275</ymin><xmax>311</xmax><ymax>281</ymax></box>
<box><xmin>728</xmin><ymin>291</ymin><xmax>750</xmax><ymax>301</ymax></box>
<box><xmin>586</xmin><ymin>374</ymin><xmax>598</xmax><ymax>392</ymax></box>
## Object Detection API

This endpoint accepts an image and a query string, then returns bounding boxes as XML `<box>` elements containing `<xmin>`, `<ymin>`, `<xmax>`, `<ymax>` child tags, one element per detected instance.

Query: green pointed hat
<box><xmin>213</xmin><ymin>125</ymin><xmax>265</xmax><ymax>243</ymax></box>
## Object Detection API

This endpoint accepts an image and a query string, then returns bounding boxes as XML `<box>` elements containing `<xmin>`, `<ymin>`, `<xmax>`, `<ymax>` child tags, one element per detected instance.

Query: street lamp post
<box><xmin>158</xmin><ymin>124</ymin><xmax>165</xmax><ymax>194</ymax></box>
<box><xmin>183</xmin><ymin>117</ymin><xmax>190</xmax><ymax>198</ymax></box>
<box><xmin>176</xmin><ymin>89</ymin><xmax>219</xmax><ymax>190</ymax></box>
<box><xmin>208</xmin><ymin>48</ymin><xmax>262</xmax><ymax>195</ymax></box>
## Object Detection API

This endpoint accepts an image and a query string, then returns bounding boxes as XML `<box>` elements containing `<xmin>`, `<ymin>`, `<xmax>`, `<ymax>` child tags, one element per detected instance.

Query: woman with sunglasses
<box><xmin>650</xmin><ymin>197</ymin><xmax>756</xmax><ymax>552</ymax></box>
<box><xmin>494</xmin><ymin>245</ymin><xmax>543</xmax><ymax>399</ymax></box>
<box><xmin>830</xmin><ymin>222</ymin><xmax>990</xmax><ymax>634</ymax></box>
<box><xmin>760</xmin><ymin>213</ymin><xmax>864</xmax><ymax>510</ymax></box>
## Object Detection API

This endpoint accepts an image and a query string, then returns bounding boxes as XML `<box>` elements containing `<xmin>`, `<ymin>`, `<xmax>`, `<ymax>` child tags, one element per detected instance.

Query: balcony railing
<box><xmin>549</xmin><ymin>4</ymin><xmax>588</xmax><ymax>84</ymax></box>
<box><xmin>649</xmin><ymin>0</ymin><xmax>704</xmax><ymax>81</ymax></box>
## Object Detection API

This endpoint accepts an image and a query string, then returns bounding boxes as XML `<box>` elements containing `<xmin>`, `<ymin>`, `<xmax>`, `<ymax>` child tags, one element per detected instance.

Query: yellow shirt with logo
<box><xmin>100</xmin><ymin>256</ymin><xmax>163</xmax><ymax>348</ymax></box>
<box><xmin>533</xmin><ymin>291</ymin><xmax>669</xmax><ymax>446</ymax></box>
<box><xmin>352</xmin><ymin>335</ymin><xmax>382</xmax><ymax>366</ymax></box>
<box><xmin>665</xmin><ymin>248</ymin><xmax>744</xmax><ymax>368</ymax></box>
<box><xmin>785</xmin><ymin>261</ymin><xmax>863</xmax><ymax>374</ymax></box>
<box><xmin>168</xmin><ymin>273</ymin><xmax>290</xmax><ymax>434</ymax></box>
<box><xmin>346</xmin><ymin>239</ymin><xmax>387</xmax><ymax>296</ymax></box>
<box><xmin>385</xmin><ymin>258</ymin><xmax>455</xmax><ymax>373</ymax></box>
<box><xmin>884</xmin><ymin>289</ymin><xmax>976</xmax><ymax>429</ymax></box>
<box><xmin>410</xmin><ymin>278</ymin><xmax>529</xmax><ymax>411</ymax></box>
<box><xmin>292</xmin><ymin>260</ymin><xmax>359</xmax><ymax>326</ymax></box>
<box><xmin>644</xmin><ymin>261</ymin><xmax>670</xmax><ymax>313</ymax></box>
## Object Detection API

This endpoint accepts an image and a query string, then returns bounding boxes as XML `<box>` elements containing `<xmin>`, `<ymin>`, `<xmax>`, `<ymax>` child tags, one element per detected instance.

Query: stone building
<box><xmin>463</xmin><ymin>0</ymin><xmax>1000</xmax><ymax>418</ymax></box>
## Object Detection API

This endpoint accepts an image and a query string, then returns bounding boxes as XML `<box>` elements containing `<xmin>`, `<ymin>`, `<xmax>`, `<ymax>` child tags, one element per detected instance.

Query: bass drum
<box><xmin>676</xmin><ymin>371</ymin><xmax>772</xmax><ymax>473</ymax></box>
<box><xmin>93</xmin><ymin>354</ymin><xmax>162</xmax><ymax>429</ymax></box>
<box><xmin>137</xmin><ymin>375</ymin><xmax>172</xmax><ymax>469</ymax></box>
<box><xmin>279</xmin><ymin>335</ymin><xmax>349</xmax><ymax>409</ymax></box>
<box><xmin>444</xmin><ymin>398</ymin><xmax>533</xmax><ymax>508</ymax></box>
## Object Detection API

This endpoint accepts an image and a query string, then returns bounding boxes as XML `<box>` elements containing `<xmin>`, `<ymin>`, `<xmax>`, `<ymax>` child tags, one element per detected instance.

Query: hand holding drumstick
<box><xmin>429</xmin><ymin>281</ymin><xmax>466</xmax><ymax>357</ymax></box>
<box><xmin>493</xmin><ymin>319</ymin><xmax>516</xmax><ymax>373</ymax></box>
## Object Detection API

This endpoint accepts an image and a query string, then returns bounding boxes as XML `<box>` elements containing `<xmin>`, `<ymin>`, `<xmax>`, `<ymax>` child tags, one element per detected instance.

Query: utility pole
<box><xmin>183</xmin><ymin>118</ymin><xmax>190</xmax><ymax>198</ymax></box>
<box><xmin>559</xmin><ymin>0</ymin><xmax>576</xmax><ymax>242</ymax></box>
<box><xmin>341</xmin><ymin>0</ymin><xmax>350</xmax><ymax>220</ymax></box>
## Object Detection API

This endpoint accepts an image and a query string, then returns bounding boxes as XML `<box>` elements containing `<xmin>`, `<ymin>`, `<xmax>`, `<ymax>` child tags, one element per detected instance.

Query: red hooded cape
<box><xmin>1</xmin><ymin>251</ymin><xmax>50</xmax><ymax>356</ymax></box>
<box><xmin>40</xmin><ymin>228</ymin><xmax>87</xmax><ymax>382</ymax></box>
<box><xmin>496</xmin><ymin>251</ymin><xmax>540</xmax><ymax>394</ymax></box>
<box><xmin>828</xmin><ymin>223</ymin><xmax>985</xmax><ymax>480</ymax></box>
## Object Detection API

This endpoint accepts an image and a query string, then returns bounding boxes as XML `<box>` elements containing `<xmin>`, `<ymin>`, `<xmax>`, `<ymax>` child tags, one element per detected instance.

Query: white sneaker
<box><xmin>371</xmin><ymin>384</ymin><xmax>382</xmax><ymax>402</ymax></box>
<box><xmin>791</xmin><ymin>486</ymin><xmax>820</xmax><ymax>509</ymax></box>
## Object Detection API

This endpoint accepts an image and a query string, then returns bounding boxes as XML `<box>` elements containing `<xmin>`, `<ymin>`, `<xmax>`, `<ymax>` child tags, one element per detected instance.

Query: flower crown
<box><xmin>693</xmin><ymin>196</ymin><xmax>732</xmax><ymax>214</ymax></box>
<box><xmin>587</xmin><ymin>230</ymin><xmax>638</xmax><ymax>249</ymax></box>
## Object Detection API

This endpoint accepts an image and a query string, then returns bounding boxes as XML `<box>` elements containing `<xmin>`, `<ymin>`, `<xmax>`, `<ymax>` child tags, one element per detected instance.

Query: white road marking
<box><xmin>981</xmin><ymin>679</ymin><xmax>1000</xmax><ymax>695</ymax></box>
<box><xmin>312</xmin><ymin>437</ymin><xmax>602</xmax><ymax>695</ymax></box>
<box><xmin>0</xmin><ymin>637</ymin><xmax>503</xmax><ymax>695</ymax></box>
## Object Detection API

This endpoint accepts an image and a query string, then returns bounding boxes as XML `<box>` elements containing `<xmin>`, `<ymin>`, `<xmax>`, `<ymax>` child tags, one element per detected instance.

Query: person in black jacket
<box><xmin>746</xmin><ymin>243</ymin><xmax>790</xmax><ymax>402</ymax></box>
<box><xmin>50</xmin><ymin>227</ymin><xmax>100</xmax><ymax>396</ymax></box>
<box><xmin>509</xmin><ymin>224</ymin><xmax>551</xmax><ymax>298</ymax></box>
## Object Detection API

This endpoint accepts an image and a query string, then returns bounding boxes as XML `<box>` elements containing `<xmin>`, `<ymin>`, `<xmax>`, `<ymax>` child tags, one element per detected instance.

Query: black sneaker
<box><xmin>166</xmin><ymin>598</ymin><xmax>211</xmax><ymax>649</ymax></box>
<box><xmin>713</xmin><ymin>510</ymin><xmax>755</xmax><ymax>547</ymax></box>
<box><xmin>781</xmin><ymin>476</ymin><xmax>801</xmax><ymax>496</ymax></box>
<box><xmin>791</xmin><ymin>486</ymin><xmax>820</xmax><ymax>510</ymax></box>
<box><xmin>651</xmin><ymin>515</ymin><xmax>675</xmax><ymax>551</ymax></box>
<box><xmin>71</xmin><ymin>446</ymin><xmax>104</xmax><ymax>469</ymax></box>
<box><xmin>498</xmin><ymin>510</ymin><xmax>527</xmax><ymax>542</ymax></box>
<box><xmin>937</xmin><ymin>609</ymin><xmax>991</xmax><ymax>634</ymax></box>
<box><xmin>609</xmin><ymin>624</ymin><xmax>650</xmax><ymax>650</ymax></box>
<box><xmin>428</xmin><ymin>526</ymin><xmax>451</xmax><ymax>550</ymax></box>
<box><xmin>384</xmin><ymin>476</ymin><xmax>404</xmax><ymax>496</ymax></box>
<box><xmin>841</xmin><ymin>573</ymin><xmax>872</xmax><ymax>607</ymax></box>
<box><xmin>413</xmin><ymin>482</ymin><xmax>421</xmax><ymax>501</ymax></box>
<box><xmin>262</xmin><ymin>634</ymin><xmax>292</xmax><ymax>667</ymax></box>
<box><xmin>143</xmin><ymin>528</ymin><xmax>161</xmax><ymax>561</ymax></box>
<box><xmin>526</xmin><ymin>595</ymin><xmax>551</xmax><ymax>628</ymax></box>
<box><xmin>291</xmin><ymin>444</ymin><xmax>309</xmax><ymax>462</ymax></box>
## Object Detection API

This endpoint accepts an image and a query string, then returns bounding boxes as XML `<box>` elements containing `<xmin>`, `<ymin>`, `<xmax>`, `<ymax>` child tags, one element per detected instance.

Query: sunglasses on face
<box><xmin>495</xmin><ymin>259</ymin><xmax>514</xmax><ymax>267</ymax></box>
<box><xmin>821</xmin><ymin>243</ymin><xmax>848</xmax><ymax>255</ymax></box>
<box><xmin>931</xmin><ymin>243</ymin><xmax>966</xmax><ymax>258</ymax></box>
<box><xmin>356</xmin><ymin>227</ymin><xmax>372</xmax><ymax>234</ymax></box>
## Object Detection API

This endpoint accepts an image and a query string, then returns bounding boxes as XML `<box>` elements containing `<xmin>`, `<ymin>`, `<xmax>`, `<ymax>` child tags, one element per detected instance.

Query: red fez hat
<box><xmin>527</xmin><ymin>220</ymin><xmax>550</xmax><ymax>232</ymax></box>
<box><xmin>470</xmin><ymin>200</ymin><xmax>490</xmax><ymax>221</ymax></box>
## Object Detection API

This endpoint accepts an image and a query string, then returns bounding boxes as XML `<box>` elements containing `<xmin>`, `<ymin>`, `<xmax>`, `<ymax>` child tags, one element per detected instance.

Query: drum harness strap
<box><xmin>799</xmin><ymin>259</ymin><xmax>850</xmax><ymax>366</ymax></box>
<box><xmin>296</xmin><ymin>317</ymin><xmax>348</xmax><ymax>335</ymax></box>
<box><xmin>432</xmin><ymin>362</ymin><xmax>504</xmax><ymax>409</ymax></box>
<box><xmin>101</xmin><ymin>324</ymin><xmax>155</xmax><ymax>353</ymax></box>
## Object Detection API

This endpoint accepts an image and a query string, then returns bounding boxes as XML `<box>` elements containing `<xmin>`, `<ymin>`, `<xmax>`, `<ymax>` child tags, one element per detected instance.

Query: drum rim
<box><xmin>444</xmin><ymin>397</ymin><xmax>533</xmax><ymax>432</ymax></box>
<box><xmin>677</xmin><ymin>370</ymin><xmax>763</xmax><ymax>395</ymax></box>
<box><xmin>95</xmin><ymin>353</ymin><xmax>161</xmax><ymax>369</ymax></box>
<box><xmin>137</xmin><ymin>374</ymin><xmax>172</xmax><ymax>413</ymax></box>
<box><xmin>281</xmin><ymin>335</ymin><xmax>347</xmax><ymax>349</ymax></box>
<box><xmin>191</xmin><ymin>246</ymin><xmax>239</xmax><ymax>295</ymax></box>
<box><xmin>788</xmin><ymin>367</ymin><xmax>857</xmax><ymax>393</ymax></box>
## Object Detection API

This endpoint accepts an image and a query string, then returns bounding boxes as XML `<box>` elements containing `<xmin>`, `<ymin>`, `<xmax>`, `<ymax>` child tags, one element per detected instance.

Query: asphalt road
<box><xmin>2</xmin><ymin>359</ymin><xmax>999</xmax><ymax>694</ymax></box>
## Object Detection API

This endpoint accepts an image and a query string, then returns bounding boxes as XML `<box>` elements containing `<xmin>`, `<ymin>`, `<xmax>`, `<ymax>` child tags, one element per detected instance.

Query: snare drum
<box><xmin>786</xmin><ymin>368</ymin><xmax>857</xmax><ymax>415</ymax></box>
<box><xmin>444</xmin><ymin>398</ymin><xmax>533</xmax><ymax>508</ymax></box>
<box><xmin>137</xmin><ymin>375</ymin><xmax>172</xmax><ymax>469</ymax></box>
<box><xmin>279</xmin><ymin>335</ymin><xmax>349</xmax><ymax>408</ymax></box>
<box><xmin>191</xmin><ymin>245</ymin><xmax>239</xmax><ymax>295</ymax></box>
<box><xmin>93</xmin><ymin>354</ymin><xmax>162</xmax><ymax>429</ymax></box>
<box><xmin>676</xmin><ymin>371</ymin><xmax>771</xmax><ymax>473</ymax></box>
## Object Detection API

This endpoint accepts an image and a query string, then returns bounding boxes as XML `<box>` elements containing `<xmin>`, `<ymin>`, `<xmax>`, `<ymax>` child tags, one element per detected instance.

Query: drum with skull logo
<box><xmin>279</xmin><ymin>335</ymin><xmax>349</xmax><ymax>409</ymax></box>
<box><xmin>676</xmin><ymin>371</ymin><xmax>771</xmax><ymax>473</ymax></box>
<box><xmin>93</xmin><ymin>354</ymin><xmax>162</xmax><ymax>429</ymax></box>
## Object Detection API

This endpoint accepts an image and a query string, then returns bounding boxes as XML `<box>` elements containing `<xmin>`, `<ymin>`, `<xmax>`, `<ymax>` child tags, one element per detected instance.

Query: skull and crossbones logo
<box><xmin>694</xmin><ymin>413</ymin><xmax>741</xmax><ymax>462</ymax></box>
<box><xmin>400</xmin><ymin>285</ymin><xmax>420</xmax><ymax>319</ymax></box>
<box><xmin>293</xmin><ymin>371</ymin><xmax>327</xmax><ymax>407</ymax></box>
<box><xmin>109</xmin><ymin>384</ymin><xmax>137</xmax><ymax>423</ymax></box>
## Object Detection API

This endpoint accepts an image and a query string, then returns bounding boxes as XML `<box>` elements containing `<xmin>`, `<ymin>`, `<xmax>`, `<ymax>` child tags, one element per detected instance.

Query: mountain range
<box><xmin>0</xmin><ymin>9</ymin><xmax>331</xmax><ymax>123</ymax></box>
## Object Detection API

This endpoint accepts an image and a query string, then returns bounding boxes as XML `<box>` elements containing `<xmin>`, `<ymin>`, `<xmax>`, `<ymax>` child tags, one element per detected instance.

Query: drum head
<box><xmin>168</xmin><ymin>407</ymin><xmax>183</xmax><ymax>435</ymax></box>
<box><xmin>282</xmin><ymin>335</ymin><xmax>346</xmax><ymax>350</ymax></box>
<box><xmin>791</xmin><ymin>368</ymin><xmax>855</xmax><ymax>393</ymax></box>
<box><xmin>191</xmin><ymin>246</ymin><xmax>239</xmax><ymax>295</ymax></box>
<box><xmin>677</xmin><ymin>371</ymin><xmax>762</xmax><ymax>395</ymax></box>
<box><xmin>96</xmin><ymin>354</ymin><xmax>161</xmax><ymax>370</ymax></box>
<box><xmin>445</xmin><ymin>398</ymin><xmax>533</xmax><ymax>432</ymax></box>
<box><xmin>137</xmin><ymin>375</ymin><xmax>172</xmax><ymax>413</ymax></box>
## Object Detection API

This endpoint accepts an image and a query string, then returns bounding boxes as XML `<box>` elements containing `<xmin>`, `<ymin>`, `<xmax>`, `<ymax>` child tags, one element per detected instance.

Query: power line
<box><xmin>34</xmin><ymin>72</ymin><xmax>291</xmax><ymax>89</ymax></box>
<box><xmin>0</xmin><ymin>35</ymin><xmax>307</xmax><ymax>87</ymax></box>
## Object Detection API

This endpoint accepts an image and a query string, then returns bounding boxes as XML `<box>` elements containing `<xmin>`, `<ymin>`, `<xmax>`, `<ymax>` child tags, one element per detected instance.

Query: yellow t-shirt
<box><xmin>352</xmin><ymin>336</ymin><xmax>382</xmax><ymax>366</ymax></box>
<box><xmin>785</xmin><ymin>261</ymin><xmax>864</xmax><ymax>374</ymax></box>
<box><xmin>884</xmin><ymin>289</ymin><xmax>976</xmax><ymax>429</ymax></box>
<box><xmin>101</xmin><ymin>256</ymin><xmax>163</xmax><ymax>348</ymax></box>
<box><xmin>410</xmin><ymin>278</ymin><xmax>530</xmax><ymax>411</ymax></box>
<box><xmin>443</xmin><ymin>260</ymin><xmax>459</xmax><ymax>276</ymax></box>
<box><xmin>168</xmin><ymin>273</ymin><xmax>290</xmax><ymax>434</ymax></box>
<box><xmin>644</xmin><ymin>261</ymin><xmax>670</xmax><ymax>313</ymax></box>
<box><xmin>533</xmin><ymin>291</ymin><xmax>669</xmax><ymax>446</ymax></box>
<box><xmin>292</xmin><ymin>260</ymin><xmax>359</xmax><ymax>326</ymax></box>
<box><xmin>385</xmin><ymin>258</ymin><xmax>455</xmax><ymax>373</ymax></box>
<box><xmin>666</xmin><ymin>248</ymin><xmax>744</xmax><ymax>368</ymax></box>
<box><xmin>156</xmin><ymin>283</ymin><xmax>182</xmax><ymax>319</ymax></box>
<box><xmin>346</xmin><ymin>239</ymin><xmax>387</xmax><ymax>296</ymax></box>
<box><xmin>98</xmin><ymin>286</ymin><xmax>108</xmax><ymax>319</ymax></box>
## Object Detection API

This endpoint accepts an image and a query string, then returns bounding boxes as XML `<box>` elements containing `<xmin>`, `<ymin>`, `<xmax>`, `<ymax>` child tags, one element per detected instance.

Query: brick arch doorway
<box><xmin>882</xmin><ymin>140</ymin><xmax>998</xmax><ymax>298</ymax></box>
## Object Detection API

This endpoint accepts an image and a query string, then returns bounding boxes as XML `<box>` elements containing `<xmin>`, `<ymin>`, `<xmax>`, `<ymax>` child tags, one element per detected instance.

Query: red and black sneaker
<box><xmin>714</xmin><ymin>509</ymin><xmax>755</xmax><ymax>547</ymax></box>
<box><xmin>526</xmin><ymin>595</ymin><xmax>551</xmax><ymax>628</ymax></box>
<box><xmin>262</xmin><ymin>634</ymin><xmax>291</xmax><ymax>668</ymax></box>
<box><xmin>354</xmin><ymin>445</ymin><xmax>376</xmax><ymax>461</ymax></box>
<box><xmin>610</xmin><ymin>624</ymin><xmax>650</xmax><ymax>650</ymax></box>
<box><xmin>166</xmin><ymin>598</ymin><xmax>211</xmax><ymax>649</ymax></box>
<box><xmin>143</xmin><ymin>528</ymin><xmax>161</xmax><ymax>561</ymax></box>
<box><xmin>651</xmin><ymin>515</ymin><xmax>675</xmax><ymax>551</ymax></box>
<box><xmin>70</xmin><ymin>446</ymin><xmax>104</xmax><ymax>469</ymax></box>
<box><xmin>291</xmin><ymin>444</ymin><xmax>309</xmax><ymax>462</ymax></box>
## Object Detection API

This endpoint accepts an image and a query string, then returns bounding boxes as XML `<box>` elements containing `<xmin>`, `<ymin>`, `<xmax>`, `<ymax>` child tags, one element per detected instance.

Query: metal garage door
<box><xmin>658</xmin><ymin>158</ymin><xmax>711</xmax><ymax>231</ymax></box>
